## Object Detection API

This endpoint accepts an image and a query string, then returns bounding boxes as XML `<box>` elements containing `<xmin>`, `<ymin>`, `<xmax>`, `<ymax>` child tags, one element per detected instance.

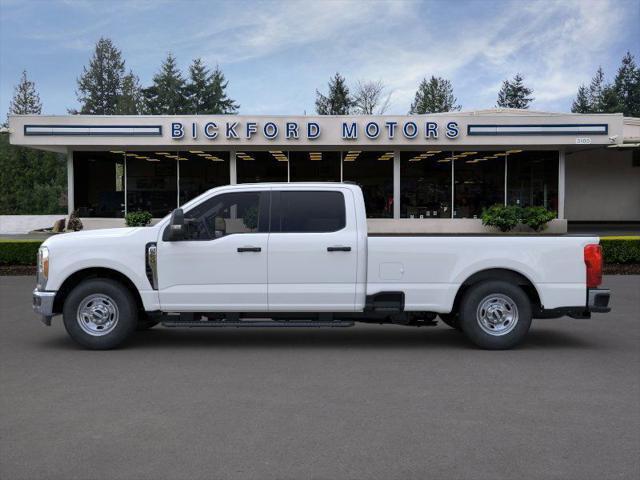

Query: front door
<box><xmin>267</xmin><ymin>188</ymin><xmax>358</xmax><ymax>311</ymax></box>
<box><xmin>157</xmin><ymin>189</ymin><xmax>269</xmax><ymax>311</ymax></box>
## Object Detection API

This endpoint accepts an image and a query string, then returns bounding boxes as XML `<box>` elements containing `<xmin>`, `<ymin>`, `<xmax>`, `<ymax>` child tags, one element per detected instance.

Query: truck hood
<box><xmin>42</xmin><ymin>227</ymin><xmax>157</xmax><ymax>250</ymax></box>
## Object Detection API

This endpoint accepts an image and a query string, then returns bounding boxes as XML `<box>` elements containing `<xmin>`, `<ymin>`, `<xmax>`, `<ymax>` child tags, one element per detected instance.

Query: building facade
<box><xmin>7</xmin><ymin>109</ymin><xmax>640</xmax><ymax>233</ymax></box>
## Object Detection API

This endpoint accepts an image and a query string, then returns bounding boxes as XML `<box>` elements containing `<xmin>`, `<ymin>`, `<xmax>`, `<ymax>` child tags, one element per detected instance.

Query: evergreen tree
<box><xmin>144</xmin><ymin>53</ymin><xmax>188</xmax><ymax>114</ymax></box>
<box><xmin>116</xmin><ymin>71</ymin><xmax>144</xmax><ymax>114</ymax></box>
<box><xmin>186</xmin><ymin>58</ymin><xmax>209</xmax><ymax>114</ymax></box>
<box><xmin>207</xmin><ymin>65</ymin><xmax>239</xmax><ymax>114</ymax></box>
<box><xmin>613</xmin><ymin>51</ymin><xmax>640</xmax><ymax>117</ymax></box>
<box><xmin>1</xmin><ymin>72</ymin><xmax>66</xmax><ymax>214</ymax></box>
<box><xmin>185</xmin><ymin>59</ymin><xmax>239</xmax><ymax>114</ymax></box>
<box><xmin>75</xmin><ymin>37</ymin><xmax>126</xmax><ymax>114</ymax></box>
<box><xmin>496</xmin><ymin>73</ymin><xmax>534</xmax><ymax>109</ymax></box>
<box><xmin>315</xmin><ymin>73</ymin><xmax>353</xmax><ymax>115</ymax></box>
<box><xmin>8</xmin><ymin>70</ymin><xmax>42</xmax><ymax>116</ymax></box>
<box><xmin>571</xmin><ymin>85</ymin><xmax>591</xmax><ymax>113</ymax></box>
<box><xmin>409</xmin><ymin>76</ymin><xmax>460</xmax><ymax>114</ymax></box>
<box><xmin>587</xmin><ymin>66</ymin><xmax>607</xmax><ymax>112</ymax></box>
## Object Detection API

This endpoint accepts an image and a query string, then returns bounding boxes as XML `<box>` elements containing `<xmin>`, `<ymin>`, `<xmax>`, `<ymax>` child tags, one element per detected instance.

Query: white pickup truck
<box><xmin>33</xmin><ymin>183</ymin><xmax>610</xmax><ymax>350</ymax></box>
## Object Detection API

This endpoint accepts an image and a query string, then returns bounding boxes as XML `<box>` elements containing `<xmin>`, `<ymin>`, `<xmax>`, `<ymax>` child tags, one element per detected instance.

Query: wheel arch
<box><xmin>53</xmin><ymin>267</ymin><xmax>144</xmax><ymax>315</ymax></box>
<box><xmin>450</xmin><ymin>268</ymin><xmax>542</xmax><ymax>315</ymax></box>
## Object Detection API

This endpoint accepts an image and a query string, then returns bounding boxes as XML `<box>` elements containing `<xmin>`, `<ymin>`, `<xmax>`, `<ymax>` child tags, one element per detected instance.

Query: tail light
<box><xmin>584</xmin><ymin>244</ymin><xmax>603</xmax><ymax>288</ymax></box>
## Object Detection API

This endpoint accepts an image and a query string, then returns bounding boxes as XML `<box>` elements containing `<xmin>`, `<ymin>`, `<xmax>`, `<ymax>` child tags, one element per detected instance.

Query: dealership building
<box><xmin>6</xmin><ymin>109</ymin><xmax>640</xmax><ymax>233</ymax></box>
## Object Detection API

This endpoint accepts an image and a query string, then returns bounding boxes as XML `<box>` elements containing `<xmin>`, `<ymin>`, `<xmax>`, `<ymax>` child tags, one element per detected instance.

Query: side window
<box><xmin>184</xmin><ymin>192</ymin><xmax>265</xmax><ymax>240</ymax></box>
<box><xmin>275</xmin><ymin>191</ymin><xmax>346</xmax><ymax>233</ymax></box>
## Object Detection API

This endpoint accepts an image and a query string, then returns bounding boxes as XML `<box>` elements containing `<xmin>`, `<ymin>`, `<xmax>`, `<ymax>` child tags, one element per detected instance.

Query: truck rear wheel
<box><xmin>62</xmin><ymin>278</ymin><xmax>137</xmax><ymax>349</ymax></box>
<box><xmin>459</xmin><ymin>280</ymin><xmax>532</xmax><ymax>350</ymax></box>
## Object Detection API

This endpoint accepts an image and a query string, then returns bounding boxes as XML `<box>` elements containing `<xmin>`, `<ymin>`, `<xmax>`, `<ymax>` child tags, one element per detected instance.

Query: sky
<box><xmin>0</xmin><ymin>0</ymin><xmax>638</xmax><ymax>117</ymax></box>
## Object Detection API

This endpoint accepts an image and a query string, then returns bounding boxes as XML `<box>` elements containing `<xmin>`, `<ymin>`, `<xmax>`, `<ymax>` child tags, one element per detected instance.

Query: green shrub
<box><xmin>482</xmin><ymin>205</ymin><xmax>557</xmax><ymax>232</ymax></box>
<box><xmin>521</xmin><ymin>206</ymin><xmax>557</xmax><ymax>232</ymax></box>
<box><xmin>125</xmin><ymin>210</ymin><xmax>153</xmax><ymax>227</ymax></box>
<box><xmin>0</xmin><ymin>240</ymin><xmax>43</xmax><ymax>265</ymax></box>
<box><xmin>481</xmin><ymin>205</ymin><xmax>521</xmax><ymax>232</ymax></box>
<box><xmin>600</xmin><ymin>237</ymin><xmax>640</xmax><ymax>264</ymax></box>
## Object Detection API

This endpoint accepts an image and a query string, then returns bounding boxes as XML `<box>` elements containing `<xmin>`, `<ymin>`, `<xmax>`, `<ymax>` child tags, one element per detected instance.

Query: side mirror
<box><xmin>166</xmin><ymin>208</ymin><xmax>185</xmax><ymax>241</ymax></box>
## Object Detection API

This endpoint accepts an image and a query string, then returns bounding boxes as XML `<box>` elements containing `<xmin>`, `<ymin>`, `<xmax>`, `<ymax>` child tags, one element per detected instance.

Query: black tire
<box><xmin>459</xmin><ymin>280</ymin><xmax>532</xmax><ymax>350</ymax></box>
<box><xmin>439</xmin><ymin>312</ymin><xmax>462</xmax><ymax>331</ymax></box>
<box><xmin>62</xmin><ymin>278</ymin><xmax>138</xmax><ymax>350</ymax></box>
<box><xmin>136</xmin><ymin>314</ymin><xmax>159</xmax><ymax>331</ymax></box>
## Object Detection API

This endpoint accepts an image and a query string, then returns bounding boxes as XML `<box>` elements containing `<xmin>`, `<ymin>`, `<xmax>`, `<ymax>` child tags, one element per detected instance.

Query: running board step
<box><xmin>161</xmin><ymin>320</ymin><xmax>355</xmax><ymax>328</ymax></box>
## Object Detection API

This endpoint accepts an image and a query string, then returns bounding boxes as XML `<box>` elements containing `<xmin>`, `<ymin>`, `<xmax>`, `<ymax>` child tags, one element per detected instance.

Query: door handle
<box><xmin>327</xmin><ymin>246</ymin><xmax>351</xmax><ymax>252</ymax></box>
<box><xmin>237</xmin><ymin>246</ymin><xmax>261</xmax><ymax>252</ymax></box>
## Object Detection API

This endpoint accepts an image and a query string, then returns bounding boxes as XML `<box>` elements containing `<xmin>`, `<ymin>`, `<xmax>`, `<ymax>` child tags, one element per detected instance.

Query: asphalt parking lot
<box><xmin>1</xmin><ymin>275</ymin><xmax>638</xmax><ymax>480</ymax></box>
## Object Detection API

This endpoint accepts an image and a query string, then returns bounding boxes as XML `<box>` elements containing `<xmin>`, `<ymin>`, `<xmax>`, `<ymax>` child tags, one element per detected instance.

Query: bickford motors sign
<box><xmin>171</xmin><ymin>119</ymin><xmax>461</xmax><ymax>141</ymax></box>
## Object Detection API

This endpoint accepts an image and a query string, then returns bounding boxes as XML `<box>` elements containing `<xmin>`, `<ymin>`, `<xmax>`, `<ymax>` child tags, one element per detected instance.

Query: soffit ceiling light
<box><xmin>344</xmin><ymin>150</ymin><xmax>361</xmax><ymax>162</ymax></box>
<box><xmin>377</xmin><ymin>152</ymin><xmax>394</xmax><ymax>161</ymax></box>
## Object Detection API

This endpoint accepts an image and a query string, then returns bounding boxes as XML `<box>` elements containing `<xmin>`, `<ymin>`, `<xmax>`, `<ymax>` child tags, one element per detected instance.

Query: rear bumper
<box><xmin>32</xmin><ymin>289</ymin><xmax>56</xmax><ymax>326</ymax></box>
<box><xmin>588</xmin><ymin>288</ymin><xmax>611</xmax><ymax>313</ymax></box>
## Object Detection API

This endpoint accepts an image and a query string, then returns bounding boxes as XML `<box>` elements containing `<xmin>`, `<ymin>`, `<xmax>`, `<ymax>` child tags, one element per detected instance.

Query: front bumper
<box><xmin>33</xmin><ymin>289</ymin><xmax>56</xmax><ymax>326</ymax></box>
<box><xmin>588</xmin><ymin>288</ymin><xmax>611</xmax><ymax>313</ymax></box>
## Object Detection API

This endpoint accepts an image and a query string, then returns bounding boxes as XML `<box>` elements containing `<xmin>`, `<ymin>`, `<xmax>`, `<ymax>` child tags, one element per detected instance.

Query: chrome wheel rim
<box><xmin>476</xmin><ymin>294</ymin><xmax>519</xmax><ymax>336</ymax></box>
<box><xmin>76</xmin><ymin>294</ymin><xmax>119</xmax><ymax>336</ymax></box>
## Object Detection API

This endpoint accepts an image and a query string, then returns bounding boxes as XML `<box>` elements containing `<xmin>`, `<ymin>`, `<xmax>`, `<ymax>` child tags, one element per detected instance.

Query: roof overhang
<box><xmin>7</xmin><ymin>112</ymin><xmax>626</xmax><ymax>153</ymax></box>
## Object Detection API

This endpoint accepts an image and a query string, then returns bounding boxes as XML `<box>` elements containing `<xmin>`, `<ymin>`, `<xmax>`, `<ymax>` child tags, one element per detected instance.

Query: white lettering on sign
<box><xmin>576</xmin><ymin>137</ymin><xmax>592</xmax><ymax>144</ymax></box>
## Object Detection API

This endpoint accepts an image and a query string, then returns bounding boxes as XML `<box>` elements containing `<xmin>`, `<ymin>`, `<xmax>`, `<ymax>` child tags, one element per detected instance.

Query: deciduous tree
<box><xmin>353</xmin><ymin>80</ymin><xmax>391</xmax><ymax>115</ymax></box>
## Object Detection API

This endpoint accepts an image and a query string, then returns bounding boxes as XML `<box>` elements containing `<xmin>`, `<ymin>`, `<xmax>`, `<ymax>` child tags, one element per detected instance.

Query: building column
<box><xmin>230</xmin><ymin>150</ymin><xmax>237</xmax><ymax>185</ymax></box>
<box><xmin>66</xmin><ymin>149</ymin><xmax>74</xmax><ymax>215</ymax></box>
<box><xmin>176</xmin><ymin>158</ymin><xmax>181</xmax><ymax>207</ymax></box>
<box><xmin>558</xmin><ymin>149</ymin><xmax>566</xmax><ymax>219</ymax></box>
<box><xmin>393</xmin><ymin>150</ymin><xmax>400</xmax><ymax>219</ymax></box>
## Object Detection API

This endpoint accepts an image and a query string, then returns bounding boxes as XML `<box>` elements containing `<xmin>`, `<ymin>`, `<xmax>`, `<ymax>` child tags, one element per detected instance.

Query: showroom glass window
<box><xmin>73</xmin><ymin>151</ymin><xmax>125</xmax><ymax>218</ymax></box>
<box><xmin>507</xmin><ymin>150</ymin><xmax>558</xmax><ymax>213</ymax></box>
<box><xmin>453</xmin><ymin>151</ymin><xmax>505</xmax><ymax>218</ymax></box>
<box><xmin>401</xmin><ymin>151</ymin><xmax>452</xmax><ymax>218</ymax></box>
<box><xmin>126</xmin><ymin>152</ymin><xmax>177</xmax><ymax>218</ymax></box>
<box><xmin>342</xmin><ymin>150</ymin><xmax>393</xmax><ymax>218</ymax></box>
<box><xmin>237</xmin><ymin>151</ymin><xmax>288</xmax><ymax>183</ymax></box>
<box><xmin>289</xmin><ymin>151</ymin><xmax>341</xmax><ymax>182</ymax></box>
<box><xmin>176</xmin><ymin>151</ymin><xmax>230</xmax><ymax>205</ymax></box>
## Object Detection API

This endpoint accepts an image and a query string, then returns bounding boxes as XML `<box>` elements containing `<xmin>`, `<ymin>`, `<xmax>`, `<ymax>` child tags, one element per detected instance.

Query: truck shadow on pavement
<box><xmin>119</xmin><ymin>325</ymin><xmax>595</xmax><ymax>351</ymax></box>
<box><xmin>37</xmin><ymin>324</ymin><xmax>595</xmax><ymax>351</ymax></box>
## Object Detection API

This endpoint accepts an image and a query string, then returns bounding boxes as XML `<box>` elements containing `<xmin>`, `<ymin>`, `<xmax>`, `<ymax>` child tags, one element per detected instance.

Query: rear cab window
<box><xmin>271</xmin><ymin>190</ymin><xmax>346</xmax><ymax>233</ymax></box>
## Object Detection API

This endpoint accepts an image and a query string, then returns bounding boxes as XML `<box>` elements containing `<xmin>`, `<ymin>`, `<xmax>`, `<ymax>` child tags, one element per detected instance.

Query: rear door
<box><xmin>267</xmin><ymin>188</ymin><xmax>358</xmax><ymax>311</ymax></box>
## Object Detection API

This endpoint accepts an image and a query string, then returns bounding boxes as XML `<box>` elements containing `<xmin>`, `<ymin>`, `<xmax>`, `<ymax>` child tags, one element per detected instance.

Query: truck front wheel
<box><xmin>459</xmin><ymin>280</ymin><xmax>532</xmax><ymax>350</ymax></box>
<box><xmin>62</xmin><ymin>278</ymin><xmax>137</xmax><ymax>349</ymax></box>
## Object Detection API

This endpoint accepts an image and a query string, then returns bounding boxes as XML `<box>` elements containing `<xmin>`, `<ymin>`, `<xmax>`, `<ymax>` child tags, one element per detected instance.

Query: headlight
<box><xmin>37</xmin><ymin>246</ymin><xmax>49</xmax><ymax>289</ymax></box>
